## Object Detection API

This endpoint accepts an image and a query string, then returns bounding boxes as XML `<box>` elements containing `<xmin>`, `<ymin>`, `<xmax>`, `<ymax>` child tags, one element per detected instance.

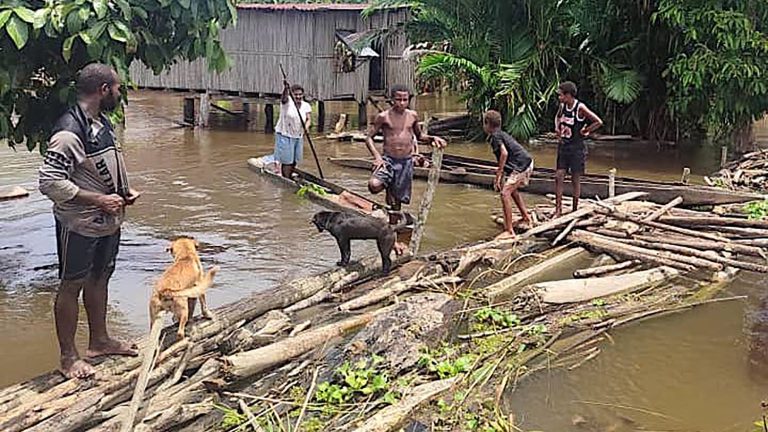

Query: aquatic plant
<box><xmin>745</xmin><ymin>200</ymin><xmax>768</xmax><ymax>220</ymax></box>
<box><xmin>296</xmin><ymin>183</ymin><xmax>328</xmax><ymax>199</ymax></box>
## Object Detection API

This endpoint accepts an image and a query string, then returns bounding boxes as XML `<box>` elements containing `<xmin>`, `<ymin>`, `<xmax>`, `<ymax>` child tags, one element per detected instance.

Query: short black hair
<box><xmin>390</xmin><ymin>84</ymin><xmax>411</xmax><ymax>98</ymax></box>
<box><xmin>290</xmin><ymin>84</ymin><xmax>304</xmax><ymax>93</ymax></box>
<box><xmin>558</xmin><ymin>81</ymin><xmax>578</xmax><ymax>97</ymax></box>
<box><xmin>76</xmin><ymin>63</ymin><xmax>118</xmax><ymax>96</ymax></box>
<box><xmin>483</xmin><ymin>110</ymin><xmax>502</xmax><ymax>128</ymax></box>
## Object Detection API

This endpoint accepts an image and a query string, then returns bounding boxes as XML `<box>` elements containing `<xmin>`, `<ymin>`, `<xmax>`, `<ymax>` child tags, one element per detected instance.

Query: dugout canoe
<box><xmin>327</xmin><ymin>153</ymin><xmax>765</xmax><ymax>206</ymax></box>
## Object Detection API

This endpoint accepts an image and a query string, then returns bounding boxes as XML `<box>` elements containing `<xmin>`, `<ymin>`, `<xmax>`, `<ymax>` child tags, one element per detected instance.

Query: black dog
<box><xmin>312</xmin><ymin>211</ymin><xmax>403</xmax><ymax>274</ymax></box>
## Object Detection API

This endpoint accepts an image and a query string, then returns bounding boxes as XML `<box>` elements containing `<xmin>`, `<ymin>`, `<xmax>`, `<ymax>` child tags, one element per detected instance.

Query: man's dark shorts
<box><xmin>372</xmin><ymin>155</ymin><xmax>413</xmax><ymax>205</ymax></box>
<box><xmin>55</xmin><ymin>219</ymin><xmax>120</xmax><ymax>281</ymax></box>
<box><xmin>556</xmin><ymin>144</ymin><xmax>587</xmax><ymax>175</ymax></box>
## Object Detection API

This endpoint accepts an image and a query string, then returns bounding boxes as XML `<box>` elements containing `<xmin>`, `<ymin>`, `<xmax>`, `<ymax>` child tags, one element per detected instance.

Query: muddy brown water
<box><xmin>0</xmin><ymin>91</ymin><xmax>766</xmax><ymax>429</ymax></box>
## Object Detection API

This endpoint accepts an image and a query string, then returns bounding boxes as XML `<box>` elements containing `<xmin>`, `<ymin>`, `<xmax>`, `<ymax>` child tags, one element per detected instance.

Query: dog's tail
<box><xmin>168</xmin><ymin>266</ymin><xmax>220</xmax><ymax>298</ymax></box>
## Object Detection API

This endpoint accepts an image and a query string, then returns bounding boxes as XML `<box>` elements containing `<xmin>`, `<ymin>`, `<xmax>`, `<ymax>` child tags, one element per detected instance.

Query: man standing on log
<box><xmin>554</xmin><ymin>81</ymin><xmax>603</xmax><ymax>217</ymax></box>
<box><xmin>366</xmin><ymin>85</ymin><xmax>446</xmax><ymax>252</ymax></box>
<box><xmin>39</xmin><ymin>63</ymin><xmax>140</xmax><ymax>379</ymax></box>
<box><xmin>275</xmin><ymin>80</ymin><xmax>311</xmax><ymax>179</ymax></box>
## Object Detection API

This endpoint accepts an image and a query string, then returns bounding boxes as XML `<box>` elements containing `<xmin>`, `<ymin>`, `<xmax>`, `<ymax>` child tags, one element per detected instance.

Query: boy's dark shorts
<box><xmin>372</xmin><ymin>155</ymin><xmax>413</xmax><ymax>205</ymax></box>
<box><xmin>55</xmin><ymin>219</ymin><xmax>121</xmax><ymax>281</ymax></box>
<box><xmin>556</xmin><ymin>144</ymin><xmax>587</xmax><ymax>175</ymax></box>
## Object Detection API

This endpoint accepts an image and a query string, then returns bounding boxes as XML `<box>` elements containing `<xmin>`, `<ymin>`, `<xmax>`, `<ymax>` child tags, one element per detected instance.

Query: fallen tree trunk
<box><xmin>633</xmin><ymin>234</ymin><xmax>766</xmax><ymax>257</ymax></box>
<box><xmin>573</xmin><ymin>260</ymin><xmax>641</xmax><ymax>278</ymax></box>
<box><xmin>568</xmin><ymin>230</ymin><xmax>705</xmax><ymax>272</ymax></box>
<box><xmin>617</xmin><ymin>238</ymin><xmax>768</xmax><ymax>273</ymax></box>
<box><xmin>484</xmin><ymin>247</ymin><xmax>589</xmax><ymax>301</ymax></box>
<box><xmin>536</xmin><ymin>267</ymin><xmax>680</xmax><ymax>304</ymax></box>
<box><xmin>222</xmin><ymin>311</ymin><xmax>383</xmax><ymax>381</ymax></box>
<box><xmin>595</xmin><ymin>208</ymin><xmax>727</xmax><ymax>242</ymax></box>
<box><xmin>657</xmin><ymin>216</ymin><xmax>768</xmax><ymax>229</ymax></box>
<box><xmin>349</xmin><ymin>378</ymin><xmax>456</xmax><ymax>432</ymax></box>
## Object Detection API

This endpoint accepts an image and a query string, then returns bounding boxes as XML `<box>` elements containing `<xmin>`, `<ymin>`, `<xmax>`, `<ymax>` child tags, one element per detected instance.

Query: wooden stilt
<box><xmin>608</xmin><ymin>168</ymin><xmax>616</xmax><ymax>198</ymax></box>
<box><xmin>317</xmin><ymin>100</ymin><xmax>326</xmax><ymax>133</ymax></box>
<box><xmin>183</xmin><ymin>97</ymin><xmax>195</xmax><ymax>125</ymax></box>
<box><xmin>358</xmin><ymin>100</ymin><xmax>368</xmax><ymax>129</ymax></box>
<box><xmin>242</xmin><ymin>101</ymin><xmax>251</xmax><ymax>128</ymax></box>
<box><xmin>199</xmin><ymin>91</ymin><xmax>210</xmax><ymax>128</ymax></box>
<box><xmin>265</xmin><ymin>104</ymin><xmax>274</xmax><ymax>134</ymax></box>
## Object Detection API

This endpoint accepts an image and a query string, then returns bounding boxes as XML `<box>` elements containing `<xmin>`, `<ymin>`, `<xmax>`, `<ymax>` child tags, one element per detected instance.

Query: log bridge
<box><xmin>0</xmin><ymin>192</ymin><xmax>762</xmax><ymax>431</ymax></box>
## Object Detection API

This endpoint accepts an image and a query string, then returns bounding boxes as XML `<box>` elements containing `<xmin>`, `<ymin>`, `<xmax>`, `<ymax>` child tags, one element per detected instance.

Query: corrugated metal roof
<box><xmin>236</xmin><ymin>3</ymin><xmax>371</xmax><ymax>12</ymax></box>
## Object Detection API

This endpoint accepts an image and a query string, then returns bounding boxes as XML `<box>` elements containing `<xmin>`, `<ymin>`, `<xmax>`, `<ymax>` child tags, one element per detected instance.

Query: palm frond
<box><xmin>416</xmin><ymin>52</ymin><xmax>485</xmax><ymax>82</ymax></box>
<box><xmin>600</xmin><ymin>65</ymin><xmax>642</xmax><ymax>104</ymax></box>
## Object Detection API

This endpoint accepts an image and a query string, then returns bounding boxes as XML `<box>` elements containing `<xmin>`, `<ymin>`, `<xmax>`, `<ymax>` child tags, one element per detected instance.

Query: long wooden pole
<box><xmin>410</xmin><ymin>146</ymin><xmax>444</xmax><ymax>255</ymax></box>
<box><xmin>279</xmin><ymin>64</ymin><xmax>325</xmax><ymax>179</ymax></box>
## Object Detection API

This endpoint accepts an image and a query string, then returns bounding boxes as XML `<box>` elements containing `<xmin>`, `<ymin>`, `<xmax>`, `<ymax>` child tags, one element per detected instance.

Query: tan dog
<box><xmin>149</xmin><ymin>237</ymin><xmax>219</xmax><ymax>339</ymax></box>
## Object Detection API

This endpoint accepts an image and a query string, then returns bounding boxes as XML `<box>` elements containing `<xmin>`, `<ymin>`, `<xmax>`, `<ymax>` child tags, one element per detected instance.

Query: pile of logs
<box><xmin>0</xmin><ymin>191</ymin><xmax>760</xmax><ymax>432</ymax></box>
<box><xmin>523</xmin><ymin>192</ymin><xmax>768</xmax><ymax>275</ymax></box>
<box><xmin>709</xmin><ymin>148</ymin><xmax>768</xmax><ymax>191</ymax></box>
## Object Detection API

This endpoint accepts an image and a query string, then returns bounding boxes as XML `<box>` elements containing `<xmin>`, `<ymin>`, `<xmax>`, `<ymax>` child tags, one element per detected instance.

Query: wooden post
<box><xmin>358</xmin><ymin>100</ymin><xmax>368</xmax><ymax>129</ymax></box>
<box><xmin>410</xmin><ymin>147</ymin><xmax>444</xmax><ymax>255</ymax></box>
<box><xmin>199</xmin><ymin>91</ymin><xmax>210</xmax><ymax>128</ymax></box>
<box><xmin>608</xmin><ymin>168</ymin><xmax>616</xmax><ymax>198</ymax></box>
<box><xmin>720</xmin><ymin>145</ymin><xmax>728</xmax><ymax>168</ymax></box>
<box><xmin>183</xmin><ymin>96</ymin><xmax>195</xmax><ymax>125</ymax></box>
<box><xmin>681</xmin><ymin>167</ymin><xmax>691</xmax><ymax>185</ymax></box>
<box><xmin>242</xmin><ymin>101</ymin><xmax>251</xmax><ymax>128</ymax></box>
<box><xmin>317</xmin><ymin>100</ymin><xmax>326</xmax><ymax>133</ymax></box>
<box><xmin>265</xmin><ymin>104</ymin><xmax>275</xmax><ymax>134</ymax></box>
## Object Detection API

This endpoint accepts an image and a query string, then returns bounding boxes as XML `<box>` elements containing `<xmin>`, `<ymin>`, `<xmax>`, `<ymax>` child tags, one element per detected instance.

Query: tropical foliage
<box><xmin>370</xmin><ymin>0</ymin><xmax>768</xmax><ymax>148</ymax></box>
<box><xmin>1</xmin><ymin>0</ymin><xmax>236</xmax><ymax>152</ymax></box>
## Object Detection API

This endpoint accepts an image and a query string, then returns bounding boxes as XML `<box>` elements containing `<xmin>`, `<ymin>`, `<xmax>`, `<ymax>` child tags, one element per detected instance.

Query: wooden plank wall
<box><xmin>129</xmin><ymin>7</ymin><xmax>414</xmax><ymax>102</ymax></box>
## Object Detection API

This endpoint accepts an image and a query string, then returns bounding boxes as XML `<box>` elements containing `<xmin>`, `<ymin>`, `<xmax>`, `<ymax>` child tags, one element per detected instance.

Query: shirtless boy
<box><xmin>365</xmin><ymin>85</ymin><xmax>446</xmax><ymax>248</ymax></box>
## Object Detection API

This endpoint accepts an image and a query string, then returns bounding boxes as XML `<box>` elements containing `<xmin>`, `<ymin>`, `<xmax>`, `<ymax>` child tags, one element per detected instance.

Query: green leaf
<box><xmin>78</xmin><ymin>7</ymin><xmax>90</xmax><ymax>23</ymax></box>
<box><xmin>78</xmin><ymin>31</ymin><xmax>92</xmax><ymax>45</ymax></box>
<box><xmin>6</xmin><ymin>16</ymin><xmax>29</xmax><ymax>49</ymax></box>
<box><xmin>32</xmin><ymin>8</ymin><xmax>48</xmax><ymax>30</ymax></box>
<box><xmin>178</xmin><ymin>0</ymin><xmax>191</xmax><ymax>9</ymax></box>
<box><xmin>87</xmin><ymin>21</ymin><xmax>107</xmax><ymax>40</ymax></box>
<box><xmin>132</xmin><ymin>7</ymin><xmax>148</xmax><ymax>20</ymax></box>
<box><xmin>93</xmin><ymin>0</ymin><xmax>108</xmax><ymax>19</ymax></box>
<box><xmin>108</xmin><ymin>23</ymin><xmax>128</xmax><ymax>42</ymax></box>
<box><xmin>13</xmin><ymin>7</ymin><xmax>35</xmax><ymax>24</ymax></box>
<box><xmin>0</xmin><ymin>10</ymin><xmax>12</xmax><ymax>28</ymax></box>
<box><xmin>62</xmin><ymin>34</ymin><xmax>77</xmax><ymax>61</ymax></box>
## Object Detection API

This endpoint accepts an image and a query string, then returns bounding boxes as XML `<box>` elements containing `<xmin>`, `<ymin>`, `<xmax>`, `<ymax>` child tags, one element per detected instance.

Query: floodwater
<box><xmin>0</xmin><ymin>91</ymin><xmax>766</xmax><ymax>429</ymax></box>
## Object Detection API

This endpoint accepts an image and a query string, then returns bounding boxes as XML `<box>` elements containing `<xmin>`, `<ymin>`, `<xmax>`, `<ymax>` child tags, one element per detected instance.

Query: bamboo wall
<box><xmin>129</xmin><ymin>6</ymin><xmax>413</xmax><ymax>102</ymax></box>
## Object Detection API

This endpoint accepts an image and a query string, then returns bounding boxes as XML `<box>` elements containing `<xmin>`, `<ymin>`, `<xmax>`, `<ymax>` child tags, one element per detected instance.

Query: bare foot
<box><xmin>60</xmin><ymin>356</ymin><xmax>96</xmax><ymax>380</ymax></box>
<box><xmin>494</xmin><ymin>231</ymin><xmax>517</xmax><ymax>241</ymax></box>
<box><xmin>85</xmin><ymin>338</ymin><xmax>139</xmax><ymax>359</ymax></box>
<box><xmin>394</xmin><ymin>241</ymin><xmax>408</xmax><ymax>256</ymax></box>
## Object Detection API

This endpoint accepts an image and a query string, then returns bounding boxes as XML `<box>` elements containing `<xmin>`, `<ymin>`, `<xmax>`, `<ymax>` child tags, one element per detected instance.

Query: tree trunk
<box><xmin>732</xmin><ymin>122</ymin><xmax>756</xmax><ymax>154</ymax></box>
